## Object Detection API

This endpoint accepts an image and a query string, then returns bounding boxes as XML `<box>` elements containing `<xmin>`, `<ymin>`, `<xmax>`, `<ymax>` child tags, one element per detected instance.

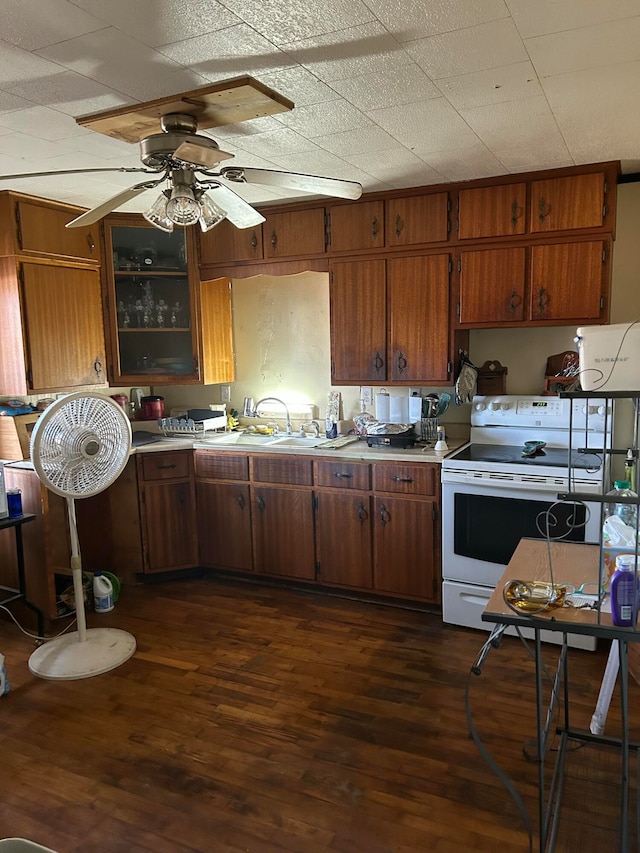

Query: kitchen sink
<box><xmin>206</xmin><ymin>431</ymin><xmax>278</xmax><ymax>445</ymax></box>
<box><xmin>269</xmin><ymin>436</ymin><xmax>327</xmax><ymax>447</ymax></box>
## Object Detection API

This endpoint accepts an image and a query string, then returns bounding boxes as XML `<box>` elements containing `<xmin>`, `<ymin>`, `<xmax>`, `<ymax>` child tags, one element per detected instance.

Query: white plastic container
<box><xmin>576</xmin><ymin>322</ymin><xmax>640</xmax><ymax>391</ymax></box>
<box><xmin>93</xmin><ymin>572</ymin><xmax>114</xmax><ymax>613</ymax></box>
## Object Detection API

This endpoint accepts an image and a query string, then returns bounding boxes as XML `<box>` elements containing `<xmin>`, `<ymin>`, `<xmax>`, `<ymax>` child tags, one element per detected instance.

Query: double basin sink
<box><xmin>202</xmin><ymin>431</ymin><xmax>328</xmax><ymax>449</ymax></box>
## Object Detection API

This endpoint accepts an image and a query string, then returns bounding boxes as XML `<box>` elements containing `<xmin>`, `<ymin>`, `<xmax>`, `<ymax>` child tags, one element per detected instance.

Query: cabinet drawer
<box><xmin>251</xmin><ymin>455</ymin><xmax>313</xmax><ymax>486</ymax></box>
<box><xmin>315</xmin><ymin>460</ymin><xmax>370</xmax><ymax>490</ymax></box>
<box><xmin>194</xmin><ymin>451</ymin><xmax>249</xmax><ymax>481</ymax></box>
<box><xmin>140</xmin><ymin>450</ymin><xmax>190</xmax><ymax>481</ymax></box>
<box><xmin>372</xmin><ymin>463</ymin><xmax>437</xmax><ymax>496</ymax></box>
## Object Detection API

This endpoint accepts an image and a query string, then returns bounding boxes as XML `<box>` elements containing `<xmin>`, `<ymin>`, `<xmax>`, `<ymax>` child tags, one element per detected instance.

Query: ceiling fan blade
<box><xmin>173</xmin><ymin>140</ymin><xmax>234</xmax><ymax>169</ymax></box>
<box><xmin>220</xmin><ymin>166</ymin><xmax>362</xmax><ymax>200</ymax></box>
<box><xmin>202</xmin><ymin>182</ymin><xmax>266</xmax><ymax>228</ymax></box>
<box><xmin>0</xmin><ymin>166</ymin><xmax>158</xmax><ymax>181</ymax></box>
<box><xmin>66</xmin><ymin>178</ymin><xmax>165</xmax><ymax>228</ymax></box>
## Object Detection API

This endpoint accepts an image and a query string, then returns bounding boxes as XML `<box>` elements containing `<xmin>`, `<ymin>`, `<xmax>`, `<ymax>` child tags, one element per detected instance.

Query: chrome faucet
<box><xmin>251</xmin><ymin>397</ymin><xmax>293</xmax><ymax>435</ymax></box>
<box><xmin>299</xmin><ymin>420</ymin><xmax>320</xmax><ymax>438</ymax></box>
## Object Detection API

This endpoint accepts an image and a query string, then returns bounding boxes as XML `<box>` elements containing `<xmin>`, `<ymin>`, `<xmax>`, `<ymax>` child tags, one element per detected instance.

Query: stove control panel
<box><xmin>471</xmin><ymin>395</ymin><xmax>610</xmax><ymax>433</ymax></box>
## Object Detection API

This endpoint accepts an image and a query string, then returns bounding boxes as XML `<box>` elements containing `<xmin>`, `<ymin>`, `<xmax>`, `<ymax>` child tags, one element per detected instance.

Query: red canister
<box><xmin>140</xmin><ymin>395</ymin><xmax>165</xmax><ymax>420</ymax></box>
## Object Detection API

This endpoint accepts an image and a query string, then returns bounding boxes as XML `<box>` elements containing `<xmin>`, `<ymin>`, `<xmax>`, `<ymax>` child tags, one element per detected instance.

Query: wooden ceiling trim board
<box><xmin>75</xmin><ymin>76</ymin><xmax>295</xmax><ymax>144</ymax></box>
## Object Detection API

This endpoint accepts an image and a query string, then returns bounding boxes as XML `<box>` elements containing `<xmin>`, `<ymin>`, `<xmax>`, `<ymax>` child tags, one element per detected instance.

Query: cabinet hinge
<box><xmin>457</xmin><ymin>258</ymin><xmax>461</xmax><ymax>273</ymax></box>
<box><xmin>602</xmin><ymin>248</ymin><xmax>607</xmax><ymax>263</ymax></box>
<box><xmin>448</xmin><ymin>259</ymin><xmax>453</xmax><ymax>274</ymax></box>
<box><xmin>600</xmin><ymin>296</ymin><xmax>604</xmax><ymax>310</ymax></box>
<box><xmin>312</xmin><ymin>494</ymin><xmax>318</xmax><ymax>511</ymax></box>
<box><xmin>325</xmin><ymin>212</ymin><xmax>331</xmax><ymax>249</ymax></box>
<box><xmin>447</xmin><ymin>360</ymin><xmax>452</xmax><ymax>376</ymax></box>
<box><xmin>456</xmin><ymin>302</ymin><xmax>461</xmax><ymax>320</ymax></box>
<box><xmin>14</xmin><ymin>204</ymin><xmax>22</xmax><ymax>250</ymax></box>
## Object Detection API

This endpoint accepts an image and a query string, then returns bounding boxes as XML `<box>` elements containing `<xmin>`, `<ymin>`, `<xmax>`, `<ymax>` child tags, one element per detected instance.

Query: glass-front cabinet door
<box><xmin>104</xmin><ymin>218</ymin><xmax>200</xmax><ymax>384</ymax></box>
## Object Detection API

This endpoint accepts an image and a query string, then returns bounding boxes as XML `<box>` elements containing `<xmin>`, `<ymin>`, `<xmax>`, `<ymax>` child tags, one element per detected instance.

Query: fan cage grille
<box><xmin>31</xmin><ymin>394</ymin><xmax>131</xmax><ymax>498</ymax></box>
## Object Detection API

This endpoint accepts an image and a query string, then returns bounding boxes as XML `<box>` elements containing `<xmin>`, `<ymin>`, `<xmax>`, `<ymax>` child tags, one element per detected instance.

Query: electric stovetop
<box><xmin>448</xmin><ymin>443</ymin><xmax>604</xmax><ymax>470</ymax></box>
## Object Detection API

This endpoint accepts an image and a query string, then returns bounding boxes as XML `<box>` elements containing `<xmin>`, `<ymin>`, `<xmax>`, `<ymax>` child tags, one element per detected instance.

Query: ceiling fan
<box><xmin>0</xmin><ymin>76</ymin><xmax>363</xmax><ymax>233</ymax></box>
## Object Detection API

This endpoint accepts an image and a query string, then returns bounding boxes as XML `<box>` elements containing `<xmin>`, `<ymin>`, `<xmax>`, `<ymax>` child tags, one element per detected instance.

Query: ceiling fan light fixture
<box><xmin>198</xmin><ymin>191</ymin><xmax>226</xmax><ymax>232</ymax></box>
<box><xmin>166</xmin><ymin>182</ymin><xmax>200</xmax><ymax>226</ymax></box>
<box><xmin>143</xmin><ymin>192</ymin><xmax>174</xmax><ymax>232</ymax></box>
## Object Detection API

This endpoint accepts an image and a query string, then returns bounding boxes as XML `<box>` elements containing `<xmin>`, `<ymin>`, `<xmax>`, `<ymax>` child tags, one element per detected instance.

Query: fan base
<box><xmin>28</xmin><ymin>628</ymin><xmax>136</xmax><ymax>680</ymax></box>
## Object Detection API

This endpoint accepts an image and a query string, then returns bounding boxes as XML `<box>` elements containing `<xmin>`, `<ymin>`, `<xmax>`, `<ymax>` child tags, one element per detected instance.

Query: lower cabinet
<box><xmin>137</xmin><ymin>450</ymin><xmax>198</xmax><ymax>573</ymax></box>
<box><xmin>194</xmin><ymin>449</ymin><xmax>441</xmax><ymax>604</ymax></box>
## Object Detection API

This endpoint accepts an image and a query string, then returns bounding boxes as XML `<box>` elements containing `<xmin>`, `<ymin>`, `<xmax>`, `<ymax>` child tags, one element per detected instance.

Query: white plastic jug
<box><xmin>93</xmin><ymin>572</ymin><xmax>114</xmax><ymax>613</ymax></box>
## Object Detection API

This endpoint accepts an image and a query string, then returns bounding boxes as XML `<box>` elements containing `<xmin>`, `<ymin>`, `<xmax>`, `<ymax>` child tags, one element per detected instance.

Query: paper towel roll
<box><xmin>389</xmin><ymin>396</ymin><xmax>409</xmax><ymax>423</ymax></box>
<box><xmin>376</xmin><ymin>393</ymin><xmax>390</xmax><ymax>421</ymax></box>
<box><xmin>409</xmin><ymin>396</ymin><xmax>422</xmax><ymax>423</ymax></box>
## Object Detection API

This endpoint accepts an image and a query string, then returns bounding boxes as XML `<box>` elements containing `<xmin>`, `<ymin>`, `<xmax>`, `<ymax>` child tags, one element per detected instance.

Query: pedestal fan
<box><xmin>28</xmin><ymin>392</ymin><xmax>136</xmax><ymax>680</ymax></box>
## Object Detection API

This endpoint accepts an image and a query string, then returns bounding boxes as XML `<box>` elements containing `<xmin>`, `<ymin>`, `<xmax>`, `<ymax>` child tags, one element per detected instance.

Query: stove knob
<box><xmin>597</xmin><ymin>405</ymin><xmax>606</xmax><ymax>416</ymax></box>
<box><xmin>474</xmin><ymin>402</ymin><xmax>486</xmax><ymax>411</ymax></box>
<box><xmin>500</xmin><ymin>402</ymin><xmax>511</xmax><ymax>410</ymax></box>
<box><xmin>489</xmin><ymin>401</ymin><xmax>501</xmax><ymax>411</ymax></box>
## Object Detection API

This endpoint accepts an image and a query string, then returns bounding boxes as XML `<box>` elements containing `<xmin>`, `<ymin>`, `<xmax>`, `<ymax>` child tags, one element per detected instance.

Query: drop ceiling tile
<box><xmin>256</xmin><ymin>67</ymin><xmax>337</xmax><ymax>107</ymax></box>
<box><xmin>543</xmin><ymin>61</ymin><xmax>640</xmax><ymax>167</ymax></box>
<box><xmin>57</xmin><ymin>131</ymin><xmax>135</xmax><ymax>161</ymax></box>
<box><xmin>5</xmin><ymin>71</ymin><xmax>134</xmax><ymax>117</ymax></box>
<box><xmin>525</xmin><ymin>16</ymin><xmax>640</xmax><ymax>78</ymax></box>
<box><xmin>75</xmin><ymin>0</ymin><xmax>241</xmax><ymax>48</ymax></box>
<box><xmin>283</xmin><ymin>22</ymin><xmax>412</xmax><ymax>83</ymax></box>
<box><xmin>369</xmin><ymin>163</ymin><xmax>446</xmax><ymax>189</ymax></box>
<box><xmin>276</xmin><ymin>99</ymin><xmax>371</xmax><ymax>136</ymax></box>
<box><xmin>0</xmin><ymin>106</ymin><xmax>88</xmax><ymax>141</ymax></box>
<box><xmin>0</xmin><ymin>91</ymin><xmax>37</xmax><ymax>115</ymax></box>
<box><xmin>220</xmin><ymin>0</ymin><xmax>374</xmax><ymax>45</ymax></box>
<box><xmin>0</xmin><ymin>131</ymin><xmax>75</xmax><ymax>162</ymax></box>
<box><xmin>406</xmin><ymin>19</ymin><xmax>528</xmax><ymax>79</ymax></box>
<box><xmin>460</xmin><ymin>95</ymin><xmax>569</xmax><ymax>154</ymax></box>
<box><xmin>1</xmin><ymin>0</ymin><xmax>106</xmax><ymax>51</ymax></box>
<box><xmin>435</xmin><ymin>61</ymin><xmax>542</xmax><ymax>110</ymax></box>
<box><xmin>367</xmin><ymin>97</ymin><xmax>480</xmax><ymax>152</ymax></box>
<box><xmin>0</xmin><ymin>42</ymin><xmax>68</xmax><ymax>89</ymax></box>
<box><xmin>230</xmin><ymin>127</ymin><xmax>321</xmax><ymax>159</ymax></box>
<box><xmin>343</xmin><ymin>146</ymin><xmax>432</xmax><ymax>182</ymax></box>
<box><xmin>36</xmin><ymin>28</ymin><xmax>209</xmax><ymax>101</ymax></box>
<box><xmin>329</xmin><ymin>64</ymin><xmax>440</xmax><ymax>111</ymax></box>
<box><xmin>497</xmin><ymin>148</ymin><xmax>574</xmax><ymax>172</ymax></box>
<box><xmin>313</xmin><ymin>126</ymin><xmax>399</xmax><ymax>156</ymax></box>
<box><xmin>419</xmin><ymin>146</ymin><xmax>507</xmax><ymax>181</ymax></box>
<box><xmin>157</xmin><ymin>24</ymin><xmax>295</xmax><ymax>80</ymax></box>
<box><xmin>213</xmin><ymin>116</ymin><xmax>286</xmax><ymax>141</ymax></box>
<box><xmin>262</xmin><ymin>147</ymin><xmax>374</xmax><ymax>184</ymax></box>
<box><xmin>365</xmin><ymin>0</ymin><xmax>509</xmax><ymax>42</ymax></box>
<box><xmin>507</xmin><ymin>0</ymin><xmax>640</xmax><ymax>39</ymax></box>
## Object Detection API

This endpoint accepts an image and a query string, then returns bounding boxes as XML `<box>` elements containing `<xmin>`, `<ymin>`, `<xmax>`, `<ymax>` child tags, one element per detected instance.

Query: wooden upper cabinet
<box><xmin>529</xmin><ymin>172</ymin><xmax>606</xmax><ymax>234</ymax></box>
<box><xmin>263</xmin><ymin>207</ymin><xmax>326</xmax><ymax>258</ymax></box>
<box><xmin>385</xmin><ymin>192</ymin><xmax>449</xmax><ymax>247</ymax></box>
<box><xmin>458</xmin><ymin>247</ymin><xmax>526</xmax><ymax>325</ymax></box>
<box><xmin>529</xmin><ymin>240</ymin><xmax>606</xmax><ymax>322</ymax></box>
<box><xmin>21</xmin><ymin>261</ymin><xmax>106</xmax><ymax>392</ymax></box>
<box><xmin>199</xmin><ymin>276</ymin><xmax>236</xmax><ymax>384</ymax></box>
<box><xmin>199</xmin><ymin>218</ymin><xmax>263</xmax><ymax>265</ymax></box>
<box><xmin>458</xmin><ymin>183</ymin><xmax>526</xmax><ymax>239</ymax></box>
<box><xmin>387</xmin><ymin>254</ymin><xmax>451</xmax><ymax>383</ymax></box>
<box><xmin>329</xmin><ymin>200</ymin><xmax>384</xmax><ymax>252</ymax></box>
<box><xmin>330</xmin><ymin>258</ymin><xmax>387</xmax><ymax>383</ymax></box>
<box><xmin>0</xmin><ymin>193</ymin><xmax>101</xmax><ymax>262</ymax></box>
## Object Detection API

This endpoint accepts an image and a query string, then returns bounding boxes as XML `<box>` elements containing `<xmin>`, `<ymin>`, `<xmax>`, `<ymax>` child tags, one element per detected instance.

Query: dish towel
<box><xmin>454</xmin><ymin>352</ymin><xmax>478</xmax><ymax>405</ymax></box>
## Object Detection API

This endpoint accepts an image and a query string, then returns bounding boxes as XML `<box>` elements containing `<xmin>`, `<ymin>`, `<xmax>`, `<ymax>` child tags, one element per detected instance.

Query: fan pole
<box><xmin>67</xmin><ymin>497</ymin><xmax>88</xmax><ymax>642</ymax></box>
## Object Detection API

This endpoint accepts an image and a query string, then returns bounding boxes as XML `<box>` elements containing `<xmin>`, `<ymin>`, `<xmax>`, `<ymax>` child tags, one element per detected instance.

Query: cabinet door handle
<box><xmin>192</xmin><ymin>355</ymin><xmax>199</xmax><ymax>376</ymax></box>
<box><xmin>270</xmin><ymin>230</ymin><xmax>278</xmax><ymax>250</ymax></box>
<box><xmin>537</xmin><ymin>287</ymin><xmax>549</xmax><ymax>313</ymax></box>
<box><xmin>379</xmin><ymin>503</ymin><xmax>390</xmax><ymax>526</ymax></box>
<box><xmin>86</xmin><ymin>232</ymin><xmax>95</xmax><ymax>252</ymax></box>
<box><xmin>392</xmin><ymin>476</ymin><xmax>413</xmax><ymax>483</ymax></box>
<box><xmin>397</xmin><ymin>352</ymin><xmax>407</xmax><ymax>374</ymax></box>
<box><xmin>358</xmin><ymin>502</ymin><xmax>368</xmax><ymax>524</ymax></box>
<box><xmin>394</xmin><ymin>213</ymin><xmax>403</xmax><ymax>238</ymax></box>
<box><xmin>371</xmin><ymin>216</ymin><xmax>379</xmax><ymax>239</ymax></box>
<box><xmin>333</xmin><ymin>471</ymin><xmax>352</xmax><ymax>479</ymax></box>
<box><xmin>237</xmin><ymin>493</ymin><xmax>245</xmax><ymax>510</ymax></box>
<box><xmin>538</xmin><ymin>197</ymin><xmax>551</xmax><ymax>224</ymax></box>
<box><xmin>93</xmin><ymin>357</ymin><xmax>103</xmax><ymax>379</ymax></box>
<box><xmin>157</xmin><ymin>464</ymin><xmax>176</xmax><ymax>470</ymax></box>
<box><xmin>509</xmin><ymin>289</ymin><xmax>521</xmax><ymax>314</ymax></box>
<box><xmin>374</xmin><ymin>351</ymin><xmax>384</xmax><ymax>372</ymax></box>
<box><xmin>257</xmin><ymin>495</ymin><xmax>265</xmax><ymax>512</ymax></box>
<box><xmin>250</xmin><ymin>231</ymin><xmax>258</xmax><ymax>251</ymax></box>
<box><xmin>510</xmin><ymin>200</ymin><xmax>523</xmax><ymax>227</ymax></box>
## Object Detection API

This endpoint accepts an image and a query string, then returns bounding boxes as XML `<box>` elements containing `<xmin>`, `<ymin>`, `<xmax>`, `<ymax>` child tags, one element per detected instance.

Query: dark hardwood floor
<box><xmin>0</xmin><ymin>576</ymin><xmax>637</xmax><ymax>853</ymax></box>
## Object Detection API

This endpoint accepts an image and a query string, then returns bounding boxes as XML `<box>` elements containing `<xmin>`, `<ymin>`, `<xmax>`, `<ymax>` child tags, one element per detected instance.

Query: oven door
<box><xmin>441</xmin><ymin>472</ymin><xmax>600</xmax><ymax>588</ymax></box>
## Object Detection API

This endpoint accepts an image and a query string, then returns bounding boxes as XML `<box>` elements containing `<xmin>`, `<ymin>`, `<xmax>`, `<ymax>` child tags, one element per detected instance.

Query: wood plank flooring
<box><xmin>0</xmin><ymin>576</ymin><xmax>637</xmax><ymax>852</ymax></box>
